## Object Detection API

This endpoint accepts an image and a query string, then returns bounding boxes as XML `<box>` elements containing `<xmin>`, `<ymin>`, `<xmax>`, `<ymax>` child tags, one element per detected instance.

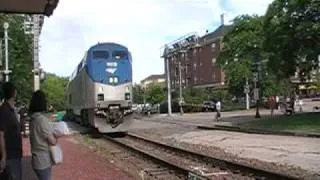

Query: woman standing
<box><xmin>29</xmin><ymin>90</ymin><xmax>57</xmax><ymax>180</ymax></box>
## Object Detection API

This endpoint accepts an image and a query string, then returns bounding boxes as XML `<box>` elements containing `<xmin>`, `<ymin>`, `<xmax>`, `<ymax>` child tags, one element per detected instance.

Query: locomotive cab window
<box><xmin>93</xmin><ymin>51</ymin><xmax>109</xmax><ymax>59</ymax></box>
<box><xmin>112</xmin><ymin>51</ymin><xmax>128</xmax><ymax>60</ymax></box>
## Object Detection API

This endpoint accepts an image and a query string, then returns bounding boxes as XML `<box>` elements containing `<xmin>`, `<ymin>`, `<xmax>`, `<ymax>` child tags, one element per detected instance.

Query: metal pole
<box><xmin>178</xmin><ymin>59</ymin><xmax>184</xmax><ymax>115</ymax></box>
<box><xmin>0</xmin><ymin>39</ymin><xmax>3</xmax><ymax>66</ymax></box>
<box><xmin>4</xmin><ymin>22</ymin><xmax>9</xmax><ymax>82</ymax></box>
<box><xmin>166</xmin><ymin>57</ymin><xmax>172</xmax><ymax>116</ymax></box>
<box><xmin>33</xmin><ymin>15</ymin><xmax>40</xmax><ymax>91</ymax></box>
<box><xmin>255</xmin><ymin>65</ymin><xmax>261</xmax><ymax>118</ymax></box>
<box><xmin>245</xmin><ymin>77</ymin><xmax>250</xmax><ymax>110</ymax></box>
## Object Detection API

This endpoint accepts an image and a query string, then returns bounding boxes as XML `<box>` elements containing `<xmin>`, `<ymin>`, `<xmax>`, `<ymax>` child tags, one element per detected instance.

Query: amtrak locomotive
<box><xmin>65</xmin><ymin>42</ymin><xmax>133</xmax><ymax>133</ymax></box>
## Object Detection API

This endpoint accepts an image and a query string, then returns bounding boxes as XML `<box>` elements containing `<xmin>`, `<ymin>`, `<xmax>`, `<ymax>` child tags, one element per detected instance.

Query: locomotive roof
<box><xmin>89</xmin><ymin>42</ymin><xmax>128</xmax><ymax>51</ymax></box>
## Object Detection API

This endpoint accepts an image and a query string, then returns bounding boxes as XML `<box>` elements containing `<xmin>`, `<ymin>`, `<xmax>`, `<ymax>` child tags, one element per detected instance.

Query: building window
<box><xmin>212</xmin><ymin>72</ymin><xmax>216</xmax><ymax>81</ymax></box>
<box><xmin>194</xmin><ymin>76</ymin><xmax>198</xmax><ymax>82</ymax></box>
<box><xmin>220</xmin><ymin>42</ymin><xmax>224</xmax><ymax>50</ymax></box>
<box><xmin>193</xmin><ymin>63</ymin><xmax>197</xmax><ymax>70</ymax></box>
<box><xmin>211</xmin><ymin>43</ymin><xmax>216</xmax><ymax>52</ymax></box>
<box><xmin>212</xmin><ymin>58</ymin><xmax>216</xmax><ymax>64</ymax></box>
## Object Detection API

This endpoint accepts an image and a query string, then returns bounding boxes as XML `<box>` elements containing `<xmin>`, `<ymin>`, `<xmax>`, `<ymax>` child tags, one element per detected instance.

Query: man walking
<box><xmin>0</xmin><ymin>82</ymin><xmax>22</xmax><ymax>180</ymax></box>
<box><xmin>215</xmin><ymin>99</ymin><xmax>221</xmax><ymax>121</ymax></box>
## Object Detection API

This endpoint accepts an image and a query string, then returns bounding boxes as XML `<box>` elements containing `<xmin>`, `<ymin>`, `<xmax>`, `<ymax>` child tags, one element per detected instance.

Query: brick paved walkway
<box><xmin>22</xmin><ymin>137</ymin><xmax>132</xmax><ymax>180</ymax></box>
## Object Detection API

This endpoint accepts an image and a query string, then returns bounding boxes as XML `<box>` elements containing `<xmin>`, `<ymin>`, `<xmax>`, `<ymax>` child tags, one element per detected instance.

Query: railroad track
<box><xmin>105</xmin><ymin>133</ymin><xmax>298</xmax><ymax>180</ymax></box>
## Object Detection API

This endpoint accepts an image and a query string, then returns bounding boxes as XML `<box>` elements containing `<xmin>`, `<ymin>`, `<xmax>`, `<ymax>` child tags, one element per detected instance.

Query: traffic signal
<box><xmin>251</xmin><ymin>62</ymin><xmax>258</xmax><ymax>73</ymax></box>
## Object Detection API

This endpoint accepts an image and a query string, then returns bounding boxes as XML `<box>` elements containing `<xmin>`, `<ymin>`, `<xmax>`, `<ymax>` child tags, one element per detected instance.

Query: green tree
<box><xmin>262</xmin><ymin>75</ymin><xmax>292</xmax><ymax>97</ymax></box>
<box><xmin>0</xmin><ymin>14</ymin><xmax>33</xmax><ymax>104</ymax></box>
<box><xmin>41</xmin><ymin>73</ymin><xmax>68</xmax><ymax>111</ymax></box>
<box><xmin>217</xmin><ymin>15</ymin><xmax>267</xmax><ymax>97</ymax></box>
<box><xmin>145</xmin><ymin>82</ymin><xmax>165</xmax><ymax>104</ymax></box>
<box><xmin>264</xmin><ymin>0</ymin><xmax>320</xmax><ymax>80</ymax></box>
<box><xmin>183</xmin><ymin>87</ymin><xmax>205</xmax><ymax>104</ymax></box>
<box><xmin>132</xmin><ymin>83</ymin><xmax>144</xmax><ymax>104</ymax></box>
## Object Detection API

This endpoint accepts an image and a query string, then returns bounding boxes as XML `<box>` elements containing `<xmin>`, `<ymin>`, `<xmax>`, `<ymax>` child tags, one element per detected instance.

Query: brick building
<box><xmin>162</xmin><ymin>21</ymin><xmax>233</xmax><ymax>90</ymax></box>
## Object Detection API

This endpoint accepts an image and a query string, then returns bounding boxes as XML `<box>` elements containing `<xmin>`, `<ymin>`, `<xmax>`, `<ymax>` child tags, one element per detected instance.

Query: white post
<box><xmin>0</xmin><ymin>39</ymin><xmax>3</xmax><ymax>67</ymax></box>
<box><xmin>3</xmin><ymin>22</ymin><xmax>10</xmax><ymax>82</ymax></box>
<box><xmin>166</xmin><ymin>57</ymin><xmax>172</xmax><ymax>116</ymax></box>
<box><xmin>178</xmin><ymin>59</ymin><xmax>184</xmax><ymax>115</ymax></box>
<box><xmin>33</xmin><ymin>15</ymin><xmax>40</xmax><ymax>91</ymax></box>
<box><xmin>246</xmin><ymin>78</ymin><xmax>250</xmax><ymax>110</ymax></box>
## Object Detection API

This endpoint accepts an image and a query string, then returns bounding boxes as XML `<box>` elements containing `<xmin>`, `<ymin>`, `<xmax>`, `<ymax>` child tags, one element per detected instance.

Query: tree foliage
<box><xmin>264</xmin><ymin>0</ymin><xmax>320</xmax><ymax>80</ymax></box>
<box><xmin>0</xmin><ymin>14</ymin><xmax>33</xmax><ymax>104</ymax></box>
<box><xmin>132</xmin><ymin>83</ymin><xmax>144</xmax><ymax>104</ymax></box>
<box><xmin>217</xmin><ymin>15</ymin><xmax>267</xmax><ymax>97</ymax></box>
<box><xmin>144</xmin><ymin>82</ymin><xmax>165</xmax><ymax>104</ymax></box>
<box><xmin>41</xmin><ymin>73</ymin><xmax>68</xmax><ymax>111</ymax></box>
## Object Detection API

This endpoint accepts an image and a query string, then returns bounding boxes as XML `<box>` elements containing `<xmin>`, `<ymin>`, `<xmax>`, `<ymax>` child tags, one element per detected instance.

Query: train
<box><xmin>65</xmin><ymin>42</ymin><xmax>133</xmax><ymax>133</ymax></box>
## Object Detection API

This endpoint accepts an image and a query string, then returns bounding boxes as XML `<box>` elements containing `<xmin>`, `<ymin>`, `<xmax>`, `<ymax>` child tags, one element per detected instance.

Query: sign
<box><xmin>244</xmin><ymin>85</ymin><xmax>250</xmax><ymax>94</ymax></box>
<box><xmin>106</xmin><ymin>62</ymin><xmax>117</xmax><ymax>67</ymax></box>
<box><xmin>254</xmin><ymin>88</ymin><xmax>259</xmax><ymax>101</ymax></box>
<box><xmin>106</xmin><ymin>68</ymin><xmax>117</xmax><ymax>74</ymax></box>
<box><xmin>253</xmin><ymin>73</ymin><xmax>258</xmax><ymax>82</ymax></box>
<box><xmin>106</xmin><ymin>62</ymin><xmax>117</xmax><ymax>74</ymax></box>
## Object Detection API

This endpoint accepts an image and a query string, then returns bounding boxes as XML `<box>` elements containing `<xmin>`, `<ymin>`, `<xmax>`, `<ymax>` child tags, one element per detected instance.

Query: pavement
<box><xmin>22</xmin><ymin>137</ymin><xmax>132</xmax><ymax>180</ymax></box>
<box><xmin>136</xmin><ymin>100</ymin><xmax>320</xmax><ymax>126</ymax></box>
<box><xmin>163</xmin><ymin>130</ymin><xmax>320</xmax><ymax>174</ymax></box>
<box><xmin>130</xmin><ymin>101</ymin><xmax>320</xmax><ymax>175</ymax></box>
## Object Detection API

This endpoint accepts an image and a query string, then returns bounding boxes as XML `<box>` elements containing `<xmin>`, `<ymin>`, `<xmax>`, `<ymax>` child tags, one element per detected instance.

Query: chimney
<box><xmin>220</xmin><ymin>13</ymin><xmax>224</xmax><ymax>26</ymax></box>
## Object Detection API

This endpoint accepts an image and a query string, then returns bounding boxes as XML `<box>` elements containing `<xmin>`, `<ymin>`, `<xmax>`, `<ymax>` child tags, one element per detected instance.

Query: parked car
<box><xmin>141</xmin><ymin>103</ymin><xmax>159</xmax><ymax>115</ymax></box>
<box><xmin>201</xmin><ymin>101</ymin><xmax>216</xmax><ymax>112</ymax></box>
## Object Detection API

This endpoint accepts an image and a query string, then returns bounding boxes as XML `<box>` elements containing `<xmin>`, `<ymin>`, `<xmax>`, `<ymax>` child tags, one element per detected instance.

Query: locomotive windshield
<box><xmin>112</xmin><ymin>50</ymin><xmax>128</xmax><ymax>60</ymax></box>
<box><xmin>93</xmin><ymin>50</ymin><xmax>109</xmax><ymax>59</ymax></box>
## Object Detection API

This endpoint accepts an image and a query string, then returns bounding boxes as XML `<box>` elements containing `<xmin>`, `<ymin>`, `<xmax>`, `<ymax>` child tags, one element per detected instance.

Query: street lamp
<box><xmin>3</xmin><ymin>22</ymin><xmax>11</xmax><ymax>82</ymax></box>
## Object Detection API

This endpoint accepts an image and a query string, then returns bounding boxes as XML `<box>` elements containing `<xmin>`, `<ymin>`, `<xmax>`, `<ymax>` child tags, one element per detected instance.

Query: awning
<box><xmin>0</xmin><ymin>0</ymin><xmax>59</xmax><ymax>17</ymax></box>
<box><xmin>307</xmin><ymin>85</ymin><xmax>318</xmax><ymax>90</ymax></box>
<box><xmin>299</xmin><ymin>85</ymin><xmax>306</xmax><ymax>90</ymax></box>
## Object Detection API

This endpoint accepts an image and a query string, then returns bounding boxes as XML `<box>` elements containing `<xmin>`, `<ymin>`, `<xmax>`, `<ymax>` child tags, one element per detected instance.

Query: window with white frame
<box><xmin>211</xmin><ymin>43</ymin><xmax>216</xmax><ymax>52</ymax></box>
<box><xmin>212</xmin><ymin>58</ymin><xmax>216</xmax><ymax>64</ymax></box>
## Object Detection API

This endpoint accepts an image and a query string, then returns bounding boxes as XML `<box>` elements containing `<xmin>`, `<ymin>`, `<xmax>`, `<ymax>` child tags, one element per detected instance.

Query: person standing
<box><xmin>0</xmin><ymin>82</ymin><xmax>23</xmax><ymax>180</ymax></box>
<box><xmin>215</xmin><ymin>99</ymin><xmax>221</xmax><ymax>121</ymax></box>
<box><xmin>29</xmin><ymin>90</ymin><xmax>59</xmax><ymax>180</ymax></box>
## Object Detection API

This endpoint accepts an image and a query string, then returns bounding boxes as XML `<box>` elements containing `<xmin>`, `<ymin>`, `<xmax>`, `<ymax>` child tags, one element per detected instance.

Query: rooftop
<box><xmin>141</xmin><ymin>74</ymin><xmax>166</xmax><ymax>84</ymax></box>
<box><xmin>0</xmin><ymin>0</ymin><xmax>59</xmax><ymax>17</ymax></box>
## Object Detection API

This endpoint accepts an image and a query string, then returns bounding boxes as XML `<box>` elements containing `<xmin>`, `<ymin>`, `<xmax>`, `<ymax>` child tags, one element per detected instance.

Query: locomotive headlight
<box><xmin>125</xmin><ymin>86</ymin><xmax>130</xmax><ymax>93</ymax></box>
<box><xmin>114</xmin><ymin>77</ymin><xmax>119</xmax><ymax>83</ymax></box>
<box><xmin>109</xmin><ymin>77</ymin><xmax>114</xmax><ymax>83</ymax></box>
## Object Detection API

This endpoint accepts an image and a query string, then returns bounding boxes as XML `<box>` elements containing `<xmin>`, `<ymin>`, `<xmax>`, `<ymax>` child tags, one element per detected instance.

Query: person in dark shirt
<box><xmin>0</xmin><ymin>82</ymin><xmax>22</xmax><ymax>180</ymax></box>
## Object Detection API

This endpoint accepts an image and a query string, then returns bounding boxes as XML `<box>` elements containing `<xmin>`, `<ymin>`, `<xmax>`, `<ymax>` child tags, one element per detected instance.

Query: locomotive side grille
<box><xmin>97</xmin><ymin>94</ymin><xmax>104</xmax><ymax>101</ymax></box>
<box><xmin>125</xmin><ymin>92</ymin><xmax>130</xmax><ymax>100</ymax></box>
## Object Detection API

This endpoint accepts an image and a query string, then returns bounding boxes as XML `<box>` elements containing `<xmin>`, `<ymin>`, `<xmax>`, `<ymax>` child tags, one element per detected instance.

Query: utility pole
<box><xmin>178</xmin><ymin>59</ymin><xmax>184</xmax><ymax>115</ymax></box>
<box><xmin>32</xmin><ymin>15</ymin><xmax>41</xmax><ymax>91</ymax></box>
<box><xmin>254</xmin><ymin>64</ymin><xmax>261</xmax><ymax>118</ymax></box>
<box><xmin>165</xmin><ymin>55</ymin><xmax>172</xmax><ymax>116</ymax></box>
<box><xmin>0</xmin><ymin>39</ymin><xmax>3</xmax><ymax>66</ymax></box>
<box><xmin>3</xmin><ymin>22</ymin><xmax>11</xmax><ymax>82</ymax></box>
<box><xmin>244</xmin><ymin>77</ymin><xmax>250</xmax><ymax>110</ymax></box>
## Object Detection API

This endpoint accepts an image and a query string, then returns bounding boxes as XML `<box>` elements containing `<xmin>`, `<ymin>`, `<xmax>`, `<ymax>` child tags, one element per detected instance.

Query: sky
<box><xmin>39</xmin><ymin>0</ymin><xmax>273</xmax><ymax>83</ymax></box>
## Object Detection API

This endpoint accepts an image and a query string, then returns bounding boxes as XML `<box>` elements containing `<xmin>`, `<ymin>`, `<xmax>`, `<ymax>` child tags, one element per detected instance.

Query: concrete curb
<box><xmin>197</xmin><ymin>125</ymin><xmax>320</xmax><ymax>138</ymax></box>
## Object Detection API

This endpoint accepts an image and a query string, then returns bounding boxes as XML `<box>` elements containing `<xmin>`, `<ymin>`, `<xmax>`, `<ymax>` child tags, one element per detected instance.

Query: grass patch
<box><xmin>239</xmin><ymin>113</ymin><xmax>320</xmax><ymax>133</ymax></box>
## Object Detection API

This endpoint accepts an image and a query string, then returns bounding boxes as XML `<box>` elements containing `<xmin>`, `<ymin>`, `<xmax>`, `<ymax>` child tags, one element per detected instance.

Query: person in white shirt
<box><xmin>215</xmin><ymin>100</ymin><xmax>221</xmax><ymax>121</ymax></box>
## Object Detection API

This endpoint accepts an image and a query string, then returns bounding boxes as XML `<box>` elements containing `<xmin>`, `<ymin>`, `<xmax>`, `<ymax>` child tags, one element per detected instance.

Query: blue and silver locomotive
<box><xmin>65</xmin><ymin>42</ymin><xmax>133</xmax><ymax>133</ymax></box>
